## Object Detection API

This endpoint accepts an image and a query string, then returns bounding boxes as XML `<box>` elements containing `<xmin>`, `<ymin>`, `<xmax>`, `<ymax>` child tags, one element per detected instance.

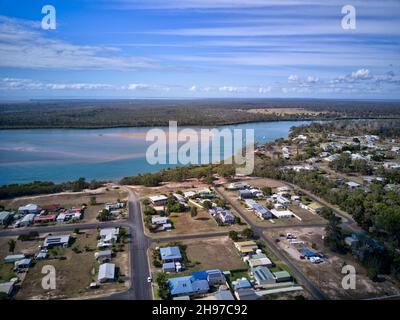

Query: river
<box><xmin>0</xmin><ymin>121</ymin><xmax>312</xmax><ymax>185</ymax></box>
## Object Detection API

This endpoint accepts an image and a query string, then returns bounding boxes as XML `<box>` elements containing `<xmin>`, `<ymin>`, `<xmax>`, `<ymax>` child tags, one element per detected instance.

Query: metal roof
<box><xmin>98</xmin><ymin>263</ymin><xmax>115</xmax><ymax>281</ymax></box>
<box><xmin>160</xmin><ymin>246</ymin><xmax>182</xmax><ymax>261</ymax></box>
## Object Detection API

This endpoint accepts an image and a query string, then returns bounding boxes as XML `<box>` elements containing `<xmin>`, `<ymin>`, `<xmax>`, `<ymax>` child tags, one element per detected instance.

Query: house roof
<box><xmin>162</xmin><ymin>262</ymin><xmax>176</xmax><ymax>270</ymax></box>
<box><xmin>252</xmin><ymin>266</ymin><xmax>275</xmax><ymax>282</ymax></box>
<box><xmin>168</xmin><ymin>276</ymin><xmax>209</xmax><ymax>296</ymax></box>
<box><xmin>235</xmin><ymin>288</ymin><xmax>258</xmax><ymax>300</ymax></box>
<box><xmin>100</xmin><ymin>228</ymin><xmax>119</xmax><ymax>238</ymax></box>
<box><xmin>234</xmin><ymin>279</ymin><xmax>252</xmax><ymax>290</ymax></box>
<box><xmin>43</xmin><ymin>235</ymin><xmax>70</xmax><ymax>247</ymax></box>
<box><xmin>214</xmin><ymin>290</ymin><xmax>234</xmax><ymax>300</ymax></box>
<box><xmin>98</xmin><ymin>263</ymin><xmax>115</xmax><ymax>281</ymax></box>
<box><xmin>160</xmin><ymin>246</ymin><xmax>182</xmax><ymax>261</ymax></box>
<box><xmin>149</xmin><ymin>195</ymin><xmax>168</xmax><ymax>202</ymax></box>
<box><xmin>0</xmin><ymin>211</ymin><xmax>11</xmax><ymax>220</ymax></box>
<box><xmin>308</xmin><ymin>202</ymin><xmax>323</xmax><ymax>210</ymax></box>
<box><xmin>273</xmin><ymin>271</ymin><xmax>291</xmax><ymax>280</ymax></box>
<box><xmin>18</xmin><ymin>204</ymin><xmax>40</xmax><ymax>211</ymax></box>
<box><xmin>192</xmin><ymin>271</ymin><xmax>208</xmax><ymax>281</ymax></box>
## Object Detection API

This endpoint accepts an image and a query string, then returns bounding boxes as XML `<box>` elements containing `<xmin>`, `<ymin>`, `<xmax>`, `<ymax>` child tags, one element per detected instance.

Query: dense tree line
<box><xmin>1</xmin><ymin>99</ymin><xmax>399</xmax><ymax>129</ymax></box>
<box><xmin>0</xmin><ymin>178</ymin><xmax>105</xmax><ymax>200</ymax></box>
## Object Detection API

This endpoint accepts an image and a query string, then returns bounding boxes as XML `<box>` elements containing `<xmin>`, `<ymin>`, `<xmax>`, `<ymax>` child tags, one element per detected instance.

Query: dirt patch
<box><xmin>0</xmin><ymin>186</ymin><xmax>128</xmax><ymax>224</ymax></box>
<box><xmin>2</xmin><ymin>230</ymin><xmax>128</xmax><ymax>300</ymax></box>
<box><xmin>264</xmin><ymin>227</ymin><xmax>400</xmax><ymax>299</ymax></box>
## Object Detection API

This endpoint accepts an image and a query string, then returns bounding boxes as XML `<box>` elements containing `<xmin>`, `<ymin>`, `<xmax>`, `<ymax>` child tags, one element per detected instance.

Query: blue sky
<box><xmin>0</xmin><ymin>0</ymin><xmax>399</xmax><ymax>99</ymax></box>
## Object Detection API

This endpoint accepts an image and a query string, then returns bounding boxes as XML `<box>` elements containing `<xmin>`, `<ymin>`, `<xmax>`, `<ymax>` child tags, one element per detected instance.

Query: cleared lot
<box><xmin>264</xmin><ymin>227</ymin><xmax>400</xmax><ymax>300</ymax></box>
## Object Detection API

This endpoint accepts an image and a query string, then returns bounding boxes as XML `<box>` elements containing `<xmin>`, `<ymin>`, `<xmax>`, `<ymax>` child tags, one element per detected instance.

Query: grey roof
<box><xmin>98</xmin><ymin>263</ymin><xmax>115</xmax><ymax>281</ymax></box>
<box><xmin>160</xmin><ymin>246</ymin><xmax>182</xmax><ymax>261</ymax></box>
<box><xmin>43</xmin><ymin>235</ymin><xmax>70</xmax><ymax>247</ymax></box>
<box><xmin>0</xmin><ymin>281</ymin><xmax>14</xmax><ymax>295</ymax></box>
<box><xmin>214</xmin><ymin>290</ymin><xmax>235</xmax><ymax>300</ymax></box>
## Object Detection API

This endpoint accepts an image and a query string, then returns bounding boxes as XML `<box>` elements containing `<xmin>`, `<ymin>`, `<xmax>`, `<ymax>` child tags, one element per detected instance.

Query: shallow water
<box><xmin>0</xmin><ymin>121</ymin><xmax>312</xmax><ymax>184</ymax></box>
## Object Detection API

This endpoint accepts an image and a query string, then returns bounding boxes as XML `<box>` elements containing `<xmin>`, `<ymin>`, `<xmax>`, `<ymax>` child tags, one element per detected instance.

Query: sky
<box><xmin>0</xmin><ymin>0</ymin><xmax>399</xmax><ymax>99</ymax></box>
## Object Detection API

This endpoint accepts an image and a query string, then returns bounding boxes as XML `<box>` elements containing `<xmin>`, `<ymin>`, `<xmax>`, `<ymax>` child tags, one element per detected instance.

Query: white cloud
<box><xmin>351</xmin><ymin>68</ymin><xmax>372</xmax><ymax>80</ymax></box>
<box><xmin>258</xmin><ymin>86</ymin><xmax>272</xmax><ymax>94</ymax></box>
<box><xmin>288</xmin><ymin>75</ymin><xmax>299</xmax><ymax>83</ymax></box>
<box><xmin>305</xmin><ymin>76</ymin><xmax>319</xmax><ymax>83</ymax></box>
<box><xmin>189</xmin><ymin>85</ymin><xmax>197</xmax><ymax>91</ymax></box>
<box><xmin>0</xmin><ymin>16</ymin><xmax>160</xmax><ymax>70</ymax></box>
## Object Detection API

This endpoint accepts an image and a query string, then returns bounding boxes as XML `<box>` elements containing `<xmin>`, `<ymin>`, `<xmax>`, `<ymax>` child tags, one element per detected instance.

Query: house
<box><xmin>160</xmin><ymin>246</ymin><xmax>182</xmax><ymax>263</ymax></box>
<box><xmin>227</xmin><ymin>182</ymin><xmax>248</xmax><ymax>190</ymax></box>
<box><xmin>35</xmin><ymin>251</ymin><xmax>48</xmax><ymax>260</ymax></box>
<box><xmin>105</xmin><ymin>202</ymin><xmax>124</xmax><ymax>211</ymax></box>
<box><xmin>252</xmin><ymin>266</ymin><xmax>276</xmax><ymax>285</ymax></box>
<box><xmin>273</xmin><ymin>271</ymin><xmax>292</xmax><ymax>283</ymax></box>
<box><xmin>206</xmin><ymin>269</ymin><xmax>226</xmax><ymax>286</ymax></box>
<box><xmin>98</xmin><ymin>263</ymin><xmax>115</xmax><ymax>283</ymax></box>
<box><xmin>151</xmin><ymin>216</ymin><xmax>170</xmax><ymax>225</ymax></box>
<box><xmin>43</xmin><ymin>235</ymin><xmax>70</xmax><ymax>248</ymax></box>
<box><xmin>41</xmin><ymin>204</ymin><xmax>61</xmax><ymax>212</ymax></box>
<box><xmin>99</xmin><ymin>228</ymin><xmax>119</xmax><ymax>242</ymax></box>
<box><xmin>173</xmin><ymin>193</ymin><xmax>186</xmax><ymax>203</ymax></box>
<box><xmin>94</xmin><ymin>250</ymin><xmax>112</xmax><ymax>262</ymax></box>
<box><xmin>149</xmin><ymin>195</ymin><xmax>168</xmax><ymax>206</ymax></box>
<box><xmin>34</xmin><ymin>214</ymin><xmax>57</xmax><ymax>224</ymax></box>
<box><xmin>300</xmin><ymin>202</ymin><xmax>323</xmax><ymax>214</ymax></box>
<box><xmin>214</xmin><ymin>289</ymin><xmax>235</xmax><ymax>300</ymax></box>
<box><xmin>234</xmin><ymin>279</ymin><xmax>252</xmax><ymax>291</ymax></box>
<box><xmin>248</xmin><ymin>253</ymin><xmax>273</xmax><ymax>268</ymax></box>
<box><xmin>271</xmin><ymin>209</ymin><xmax>293</xmax><ymax>219</ymax></box>
<box><xmin>383</xmin><ymin>162</ymin><xmax>400</xmax><ymax>170</ymax></box>
<box><xmin>18</xmin><ymin>213</ymin><xmax>35</xmax><ymax>227</ymax></box>
<box><xmin>0</xmin><ymin>211</ymin><xmax>12</xmax><ymax>225</ymax></box>
<box><xmin>239</xmin><ymin>189</ymin><xmax>253</xmax><ymax>199</ymax></box>
<box><xmin>363</xmin><ymin>176</ymin><xmax>384</xmax><ymax>184</ymax></box>
<box><xmin>183</xmin><ymin>191</ymin><xmax>196</xmax><ymax>199</ymax></box>
<box><xmin>4</xmin><ymin>254</ymin><xmax>25</xmax><ymax>264</ymax></box>
<box><xmin>234</xmin><ymin>241</ymin><xmax>258</xmax><ymax>255</ymax></box>
<box><xmin>299</xmin><ymin>248</ymin><xmax>322</xmax><ymax>259</ymax></box>
<box><xmin>345</xmin><ymin>234</ymin><xmax>359</xmax><ymax>248</ymax></box>
<box><xmin>162</xmin><ymin>262</ymin><xmax>177</xmax><ymax>272</ymax></box>
<box><xmin>244</xmin><ymin>199</ymin><xmax>272</xmax><ymax>220</ymax></box>
<box><xmin>0</xmin><ymin>281</ymin><xmax>15</xmax><ymax>296</ymax></box>
<box><xmin>15</xmin><ymin>258</ymin><xmax>31</xmax><ymax>269</ymax></box>
<box><xmin>219</xmin><ymin>210</ymin><xmax>235</xmax><ymax>224</ymax></box>
<box><xmin>346</xmin><ymin>181</ymin><xmax>361</xmax><ymax>190</ymax></box>
<box><xmin>18</xmin><ymin>203</ymin><xmax>41</xmax><ymax>215</ymax></box>
<box><xmin>168</xmin><ymin>276</ymin><xmax>209</xmax><ymax>297</ymax></box>
<box><xmin>235</xmin><ymin>288</ymin><xmax>258</xmax><ymax>300</ymax></box>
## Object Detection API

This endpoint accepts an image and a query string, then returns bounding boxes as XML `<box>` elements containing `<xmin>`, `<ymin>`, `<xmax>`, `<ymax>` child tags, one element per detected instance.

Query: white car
<box><xmin>147</xmin><ymin>276</ymin><xmax>152</xmax><ymax>283</ymax></box>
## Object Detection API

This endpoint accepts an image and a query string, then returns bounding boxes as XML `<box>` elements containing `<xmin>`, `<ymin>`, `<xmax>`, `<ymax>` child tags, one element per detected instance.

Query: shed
<box><xmin>98</xmin><ymin>263</ymin><xmax>115</xmax><ymax>282</ymax></box>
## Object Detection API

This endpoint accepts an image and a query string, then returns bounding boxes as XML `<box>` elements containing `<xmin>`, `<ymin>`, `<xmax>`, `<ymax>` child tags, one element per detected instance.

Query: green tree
<box><xmin>242</xmin><ymin>228</ymin><xmax>254</xmax><ymax>240</ymax></box>
<box><xmin>90</xmin><ymin>196</ymin><xmax>97</xmax><ymax>205</ymax></box>
<box><xmin>190</xmin><ymin>206</ymin><xmax>198</xmax><ymax>218</ymax></box>
<box><xmin>8</xmin><ymin>239</ymin><xmax>16</xmax><ymax>253</ymax></box>
<box><xmin>228</xmin><ymin>230</ymin><xmax>239</xmax><ymax>241</ymax></box>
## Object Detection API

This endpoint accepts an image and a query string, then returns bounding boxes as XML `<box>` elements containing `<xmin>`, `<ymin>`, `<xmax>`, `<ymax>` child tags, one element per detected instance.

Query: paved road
<box><xmin>214</xmin><ymin>186</ymin><xmax>328</xmax><ymax>300</ymax></box>
<box><xmin>105</xmin><ymin>187</ymin><xmax>152</xmax><ymax>300</ymax></box>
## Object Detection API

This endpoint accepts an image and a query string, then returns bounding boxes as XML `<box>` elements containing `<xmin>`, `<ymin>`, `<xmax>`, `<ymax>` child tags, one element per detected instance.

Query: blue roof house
<box><xmin>168</xmin><ymin>276</ymin><xmax>209</xmax><ymax>297</ymax></box>
<box><xmin>160</xmin><ymin>246</ymin><xmax>182</xmax><ymax>263</ymax></box>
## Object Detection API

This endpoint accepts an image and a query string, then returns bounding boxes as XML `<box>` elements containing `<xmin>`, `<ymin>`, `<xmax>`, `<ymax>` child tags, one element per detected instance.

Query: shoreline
<box><xmin>0</xmin><ymin>116</ymin><xmax>397</xmax><ymax>131</ymax></box>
